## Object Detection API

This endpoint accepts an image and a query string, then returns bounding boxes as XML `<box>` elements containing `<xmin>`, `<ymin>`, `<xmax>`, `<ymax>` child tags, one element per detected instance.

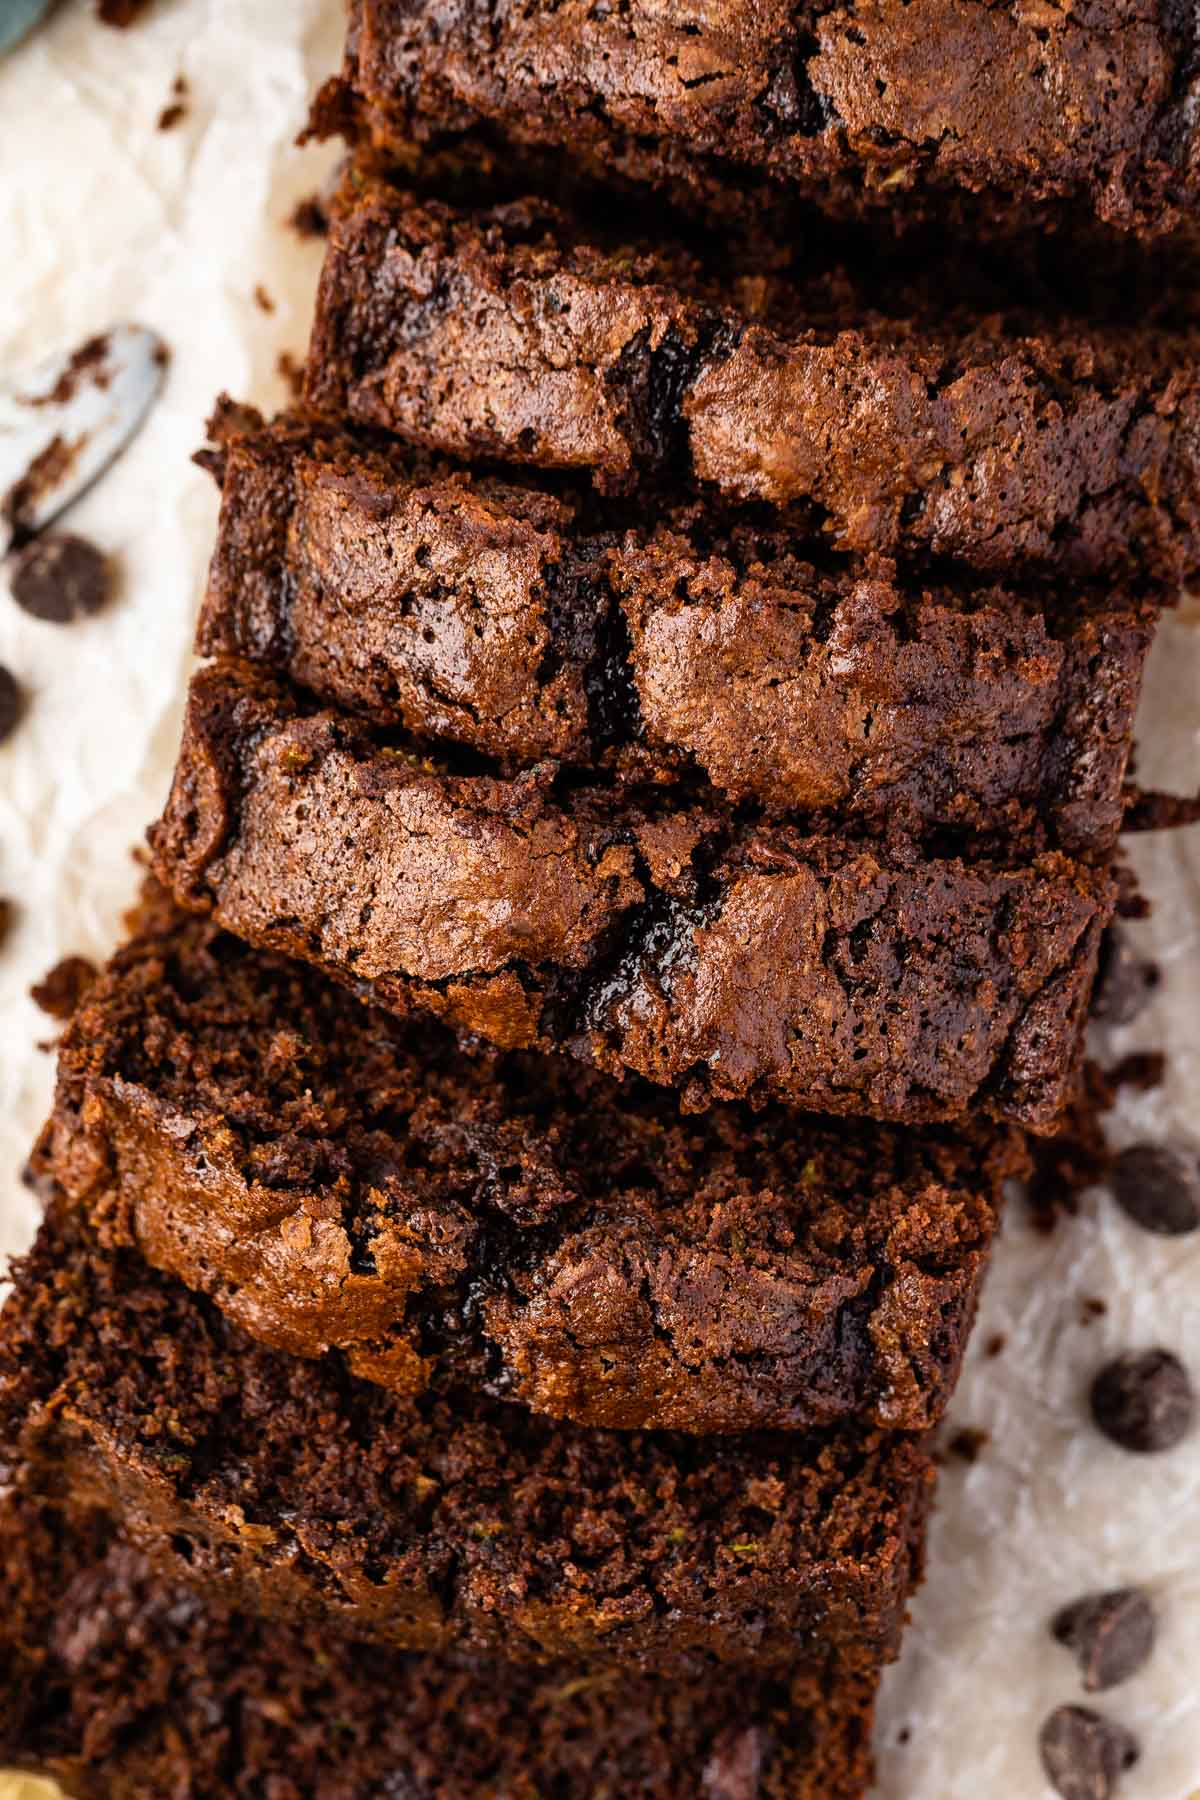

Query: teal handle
<box><xmin>0</xmin><ymin>0</ymin><xmax>52</xmax><ymax>55</ymax></box>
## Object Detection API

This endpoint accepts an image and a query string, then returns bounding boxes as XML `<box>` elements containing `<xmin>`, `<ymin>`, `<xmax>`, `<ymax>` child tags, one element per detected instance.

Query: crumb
<box><xmin>896</xmin><ymin>1728</ymin><xmax>911</xmax><ymax>1746</ymax></box>
<box><xmin>276</xmin><ymin>351</ymin><xmax>304</xmax><ymax>398</ymax></box>
<box><xmin>254</xmin><ymin>286</ymin><xmax>276</xmax><ymax>315</ymax></box>
<box><xmin>0</xmin><ymin>899</ymin><xmax>12</xmax><ymax>947</ymax></box>
<box><xmin>985</xmin><ymin>1333</ymin><xmax>1007</xmax><ymax>1358</ymax></box>
<box><xmin>97</xmin><ymin>0</ymin><xmax>152</xmax><ymax>25</ymax></box>
<box><xmin>946</xmin><ymin>1428</ymin><xmax>989</xmax><ymax>1464</ymax></box>
<box><xmin>288</xmin><ymin>195</ymin><xmax>329</xmax><ymax>239</ymax></box>
<box><xmin>1080</xmin><ymin>1297</ymin><xmax>1108</xmax><ymax>1324</ymax></box>
<box><xmin>31</xmin><ymin>956</ymin><xmax>98</xmax><ymax>1021</ymax></box>
<box><xmin>1108</xmin><ymin>1051</ymin><xmax>1165</xmax><ymax>1093</ymax></box>
<box><xmin>157</xmin><ymin>102</ymin><xmax>187</xmax><ymax>132</ymax></box>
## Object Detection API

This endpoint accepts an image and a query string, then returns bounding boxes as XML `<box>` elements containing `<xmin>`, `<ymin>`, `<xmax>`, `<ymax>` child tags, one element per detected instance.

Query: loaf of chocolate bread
<box><xmin>305</xmin><ymin>161</ymin><xmax>1200</xmax><ymax>584</ymax></box>
<box><xmin>149</xmin><ymin>661</ymin><xmax>1111</xmax><ymax>1129</ymax></box>
<box><xmin>332</xmin><ymin>0</ymin><xmax>1200</xmax><ymax>240</ymax></box>
<box><xmin>0</xmin><ymin>1203</ymin><xmax>934</xmax><ymax>1672</ymax></box>
<box><xmin>198</xmin><ymin>404</ymin><xmax>1154</xmax><ymax>854</ymax></box>
<box><xmin>0</xmin><ymin>1490</ymin><xmax>880</xmax><ymax>1799</ymax></box>
<box><xmin>33</xmin><ymin>890</ymin><xmax>1019</xmax><ymax>1434</ymax></box>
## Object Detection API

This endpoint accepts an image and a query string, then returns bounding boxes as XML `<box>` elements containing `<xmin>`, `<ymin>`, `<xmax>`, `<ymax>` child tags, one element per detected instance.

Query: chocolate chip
<box><xmin>1090</xmin><ymin>1350</ymin><xmax>1193</xmax><ymax>1454</ymax></box>
<box><xmin>9</xmin><ymin>534</ymin><xmax>110</xmax><ymax>623</ymax></box>
<box><xmin>0</xmin><ymin>665</ymin><xmax>22</xmax><ymax>742</ymax></box>
<box><xmin>1052</xmin><ymin>1590</ymin><xmax>1156</xmax><ymax>1691</ymax></box>
<box><xmin>1111</xmin><ymin>1143</ymin><xmax>1200</xmax><ymax>1236</ymax></box>
<box><xmin>1040</xmin><ymin>1707</ymin><xmax>1138</xmax><ymax>1800</ymax></box>
<box><xmin>1090</xmin><ymin>929</ymin><xmax>1159</xmax><ymax>1026</ymax></box>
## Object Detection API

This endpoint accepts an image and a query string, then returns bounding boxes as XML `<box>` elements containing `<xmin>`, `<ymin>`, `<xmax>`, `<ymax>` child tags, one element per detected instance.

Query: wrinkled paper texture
<box><xmin>0</xmin><ymin>3</ymin><xmax>1197</xmax><ymax>1794</ymax></box>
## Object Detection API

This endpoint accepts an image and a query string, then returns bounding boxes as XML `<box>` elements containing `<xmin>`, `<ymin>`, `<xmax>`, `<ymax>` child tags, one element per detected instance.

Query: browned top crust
<box><xmin>0</xmin><ymin>1491</ymin><xmax>880</xmax><ymax>1800</ymax></box>
<box><xmin>337</xmin><ymin>0</ymin><xmax>1200</xmax><ymax>239</ymax></box>
<box><xmin>305</xmin><ymin>163</ymin><xmax>1200</xmax><ymax>585</ymax></box>
<box><xmin>149</xmin><ymin>660</ymin><xmax>1112</xmax><ymax>1130</ymax></box>
<box><xmin>0</xmin><ymin>1203</ymin><xmax>934</xmax><ymax>1673</ymax></box>
<box><xmin>199</xmin><ymin>404</ymin><xmax>1154</xmax><ymax>855</ymax></box>
<box><xmin>33</xmin><ymin>892</ymin><xmax>1018</xmax><ymax>1434</ymax></box>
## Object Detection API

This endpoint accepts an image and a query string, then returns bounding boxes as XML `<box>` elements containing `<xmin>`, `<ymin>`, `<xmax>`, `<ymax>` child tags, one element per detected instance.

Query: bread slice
<box><xmin>198</xmin><ymin>403</ymin><xmax>1153</xmax><ymax>855</ymax></box>
<box><xmin>0</xmin><ymin>1203</ymin><xmax>933</xmax><ymax>1672</ymax></box>
<box><xmin>150</xmin><ymin>660</ymin><xmax>1112</xmax><ymax>1129</ymax></box>
<box><xmin>0</xmin><ymin>1489</ymin><xmax>880</xmax><ymax>1798</ymax></box>
<box><xmin>304</xmin><ymin>159</ymin><xmax>1200</xmax><ymax>584</ymax></box>
<box><xmin>334</xmin><ymin>0</ymin><xmax>1200</xmax><ymax>240</ymax></box>
<box><xmin>33</xmin><ymin>890</ymin><xmax>1019</xmax><ymax>1434</ymax></box>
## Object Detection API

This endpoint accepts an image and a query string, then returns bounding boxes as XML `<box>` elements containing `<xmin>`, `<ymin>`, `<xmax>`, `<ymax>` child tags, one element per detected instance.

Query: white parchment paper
<box><xmin>0</xmin><ymin>3</ymin><xmax>1196</xmax><ymax>1794</ymax></box>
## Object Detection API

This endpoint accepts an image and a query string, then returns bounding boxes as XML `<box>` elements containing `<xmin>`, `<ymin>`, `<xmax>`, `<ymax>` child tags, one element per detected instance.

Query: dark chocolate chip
<box><xmin>1052</xmin><ymin>1590</ymin><xmax>1156</xmax><ymax>1692</ymax></box>
<box><xmin>9</xmin><ymin>534</ymin><xmax>110</xmax><ymax>623</ymax></box>
<box><xmin>1111</xmin><ymin>1143</ymin><xmax>1200</xmax><ymax>1237</ymax></box>
<box><xmin>1090</xmin><ymin>1350</ymin><xmax>1194</xmax><ymax>1454</ymax></box>
<box><xmin>1040</xmin><ymin>1707</ymin><xmax>1138</xmax><ymax>1800</ymax></box>
<box><xmin>0</xmin><ymin>665</ymin><xmax>22</xmax><ymax>742</ymax></box>
<box><xmin>1090</xmin><ymin>929</ymin><xmax>1158</xmax><ymax>1026</ymax></box>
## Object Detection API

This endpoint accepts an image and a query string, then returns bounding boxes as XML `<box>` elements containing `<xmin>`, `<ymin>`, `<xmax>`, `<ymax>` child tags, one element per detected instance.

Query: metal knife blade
<box><xmin>0</xmin><ymin>324</ymin><xmax>169</xmax><ymax>550</ymax></box>
<box><xmin>0</xmin><ymin>0</ymin><xmax>52</xmax><ymax>57</ymax></box>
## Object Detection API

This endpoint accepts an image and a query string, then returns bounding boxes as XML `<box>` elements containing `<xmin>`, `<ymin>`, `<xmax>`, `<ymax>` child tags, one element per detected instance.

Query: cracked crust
<box><xmin>198</xmin><ymin>404</ymin><xmax>1155</xmax><ymax>855</ymax></box>
<box><xmin>0</xmin><ymin>1204</ymin><xmax>935</xmax><ymax>1673</ymax></box>
<box><xmin>0</xmin><ymin>1493</ymin><xmax>880</xmax><ymax>1800</ymax></box>
<box><xmin>304</xmin><ymin>161</ymin><xmax>1200</xmax><ymax>584</ymax></box>
<box><xmin>336</xmin><ymin>0</ymin><xmax>1200</xmax><ymax>239</ymax></box>
<box><xmin>149</xmin><ymin>661</ymin><xmax>1113</xmax><ymax>1131</ymax></box>
<box><xmin>31</xmin><ymin>892</ymin><xmax>1020</xmax><ymax>1434</ymax></box>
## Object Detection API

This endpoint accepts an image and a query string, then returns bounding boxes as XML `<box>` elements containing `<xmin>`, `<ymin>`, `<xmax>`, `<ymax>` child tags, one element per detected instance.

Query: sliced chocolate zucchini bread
<box><xmin>32</xmin><ymin>890</ymin><xmax>1020</xmax><ymax>1434</ymax></box>
<box><xmin>149</xmin><ymin>661</ymin><xmax>1112</xmax><ymax>1129</ymax></box>
<box><xmin>0</xmin><ymin>1491</ymin><xmax>880</xmax><ymax>1800</ymax></box>
<box><xmin>333</xmin><ymin>0</ymin><xmax>1200</xmax><ymax>240</ymax></box>
<box><xmin>305</xmin><ymin>160</ymin><xmax>1200</xmax><ymax>584</ymax></box>
<box><xmin>0</xmin><ymin>1204</ymin><xmax>934</xmax><ymax>1673</ymax></box>
<box><xmin>198</xmin><ymin>403</ymin><xmax>1154</xmax><ymax>856</ymax></box>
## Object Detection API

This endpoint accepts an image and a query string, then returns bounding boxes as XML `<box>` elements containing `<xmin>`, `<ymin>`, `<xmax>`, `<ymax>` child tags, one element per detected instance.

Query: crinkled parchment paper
<box><xmin>0</xmin><ymin>4</ymin><xmax>1196</xmax><ymax>1795</ymax></box>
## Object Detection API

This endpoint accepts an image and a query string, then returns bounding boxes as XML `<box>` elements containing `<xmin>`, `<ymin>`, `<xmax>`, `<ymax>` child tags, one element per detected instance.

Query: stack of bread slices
<box><xmin>4</xmin><ymin>3</ymin><xmax>1200</xmax><ymax>1793</ymax></box>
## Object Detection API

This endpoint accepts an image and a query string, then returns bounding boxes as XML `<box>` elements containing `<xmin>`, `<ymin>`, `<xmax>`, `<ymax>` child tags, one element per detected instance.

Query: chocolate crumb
<box><xmin>288</xmin><ymin>194</ymin><xmax>329</xmax><ymax>239</ymax></box>
<box><xmin>0</xmin><ymin>665</ymin><xmax>22</xmax><ymax>743</ymax></box>
<box><xmin>97</xmin><ymin>0</ymin><xmax>152</xmax><ymax>24</ymax></box>
<box><xmin>985</xmin><ymin>1333</ymin><xmax>1007</xmax><ymax>1358</ymax></box>
<box><xmin>0</xmin><ymin>900</ymin><xmax>12</xmax><ymax>947</ymax></box>
<box><xmin>946</xmin><ymin>1427</ymin><xmax>989</xmax><ymax>1464</ymax></box>
<box><xmin>1052</xmin><ymin>1590</ymin><xmax>1156</xmax><ymax>1692</ymax></box>
<box><xmin>1081</xmin><ymin>1297</ymin><xmax>1108</xmax><ymax>1324</ymax></box>
<box><xmin>1107</xmin><ymin>1052</ymin><xmax>1166</xmax><ymax>1094</ymax></box>
<box><xmin>31</xmin><ymin>956</ymin><xmax>98</xmax><ymax>1021</ymax></box>
<box><xmin>276</xmin><ymin>351</ymin><xmax>304</xmax><ymax>398</ymax></box>
<box><xmin>9</xmin><ymin>535</ymin><xmax>110</xmax><ymax>624</ymax></box>
<box><xmin>896</xmin><ymin>1727</ymin><xmax>911</xmax><ymax>1746</ymax></box>
<box><xmin>253</xmin><ymin>285</ymin><xmax>276</xmax><ymax>315</ymax></box>
<box><xmin>1039</xmin><ymin>1706</ymin><xmax>1138</xmax><ymax>1800</ymax></box>
<box><xmin>1111</xmin><ymin>1143</ymin><xmax>1200</xmax><ymax>1237</ymax></box>
<box><xmin>1121</xmin><ymin>784</ymin><xmax>1200</xmax><ymax>834</ymax></box>
<box><xmin>1091</xmin><ymin>1349</ymin><xmax>1194</xmax><ymax>1454</ymax></box>
<box><xmin>158</xmin><ymin>101</ymin><xmax>188</xmax><ymax>132</ymax></box>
